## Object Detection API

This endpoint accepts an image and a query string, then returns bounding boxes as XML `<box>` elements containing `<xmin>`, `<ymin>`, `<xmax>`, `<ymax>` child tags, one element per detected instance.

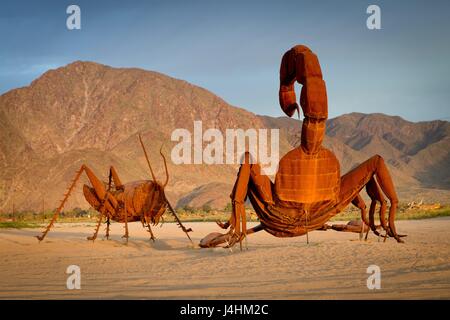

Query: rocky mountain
<box><xmin>261</xmin><ymin>114</ymin><xmax>450</xmax><ymax>186</ymax></box>
<box><xmin>0</xmin><ymin>61</ymin><xmax>448</xmax><ymax>212</ymax></box>
<box><xmin>328</xmin><ymin>113</ymin><xmax>450</xmax><ymax>189</ymax></box>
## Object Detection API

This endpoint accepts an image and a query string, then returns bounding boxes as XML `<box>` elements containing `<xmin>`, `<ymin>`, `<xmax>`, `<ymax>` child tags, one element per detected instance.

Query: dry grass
<box><xmin>1</xmin><ymin>205</ymin><xmax>449</xmax><ymax>229</ymax></box>
<box><xmin>330</xmin><ymin>205</ymin><xmax>450</xmax><ymax>221</ymax></box>
<box><xmin>0</xmin><ymin>221</ymin><xmax>39</xmax><ymax>229</ymax></box>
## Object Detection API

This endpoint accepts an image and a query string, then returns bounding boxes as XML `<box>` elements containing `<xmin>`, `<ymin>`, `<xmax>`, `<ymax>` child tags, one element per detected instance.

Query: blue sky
<box><xmin>1</xmin><ymin>0</ymin><xmax>449</xmax><ymax>121</ymax></box>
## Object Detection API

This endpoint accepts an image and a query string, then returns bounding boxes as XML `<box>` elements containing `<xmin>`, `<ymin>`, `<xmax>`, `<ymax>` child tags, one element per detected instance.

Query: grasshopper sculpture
<box><xmin>36</xmin><ymin>134</ymin><xmax>193</xmax><ymax>244</ymax></box>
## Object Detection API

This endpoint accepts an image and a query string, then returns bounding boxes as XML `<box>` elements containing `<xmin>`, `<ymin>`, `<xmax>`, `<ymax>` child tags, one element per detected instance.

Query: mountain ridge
<box><xmin>0</xmin><ymin>61</ymin><xmax>448</xmax><ymax>212</ymax></box>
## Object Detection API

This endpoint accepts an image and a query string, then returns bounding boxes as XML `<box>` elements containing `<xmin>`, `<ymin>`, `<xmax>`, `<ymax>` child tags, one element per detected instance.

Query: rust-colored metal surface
<box><xmin>36</xmin><ymin>135</ymin><xmax>193</xmax><ymax>243</ymax></box>
<box><xmin>200</xmin><ymin>45</ymin><xmax>406</xmax><ymax>249</ymax></box>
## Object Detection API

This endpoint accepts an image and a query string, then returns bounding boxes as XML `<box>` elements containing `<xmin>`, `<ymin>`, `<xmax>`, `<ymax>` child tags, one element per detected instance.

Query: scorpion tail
<box><xmin>160</xmin><ymin>144</ymin><xmax>169</xmax><ymax>188</ymax></box>
<box><xmin>138</xmin><ymin>134</ymin><xmax>157</xmax><ymax>182</ymax></box>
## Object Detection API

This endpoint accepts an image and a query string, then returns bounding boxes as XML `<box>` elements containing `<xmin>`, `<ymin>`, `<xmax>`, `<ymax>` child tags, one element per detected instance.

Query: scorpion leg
<box><xmin>226</xmin><ymin>152</ymin><xmax>251</xmax><ymax>250</ymax></box>
<box><xmin>368</xmin><ymin>200</ymin><xmax>377</xmax><ymax>237</ymax></box>
<box><xmin>200</xmin><ymin>152</ymin><xmax>271</xmax><ymax>249</ymax></box>
<box><xmin>366</xmin><ymin>177</ymin><xmax>389</xmax><ymax>240</ymax></box>
<box><xmin>216</xmin><ymin>220</ymin><xmax>230</xmax><ymax>229</ymax></box>
<box><xmin>352</xmin><ymin>195</ymin><xmax>369</xmax><ymax>226</ymax></box>
<box><xmin>200</xmin><ymin>224</ymin><xmax>264</xmax><ymax>248</ymax></box>
<box><xmin>328</xmin><ymin>221</ymin><xmax>370</xmax><ymax>233</ymax></box>
<box><xmin>339</xmin><ymin>155</ymin><xmax>405</xmax><ymax>243</ymax></box>
<box><xmin>352</xmin><ymin>194</ymin><xmax>368</xmax><ymax>240</ymax></box>
<box><xmin>371</xmin><ymin>156</ymin><xmax>406</xmax><ymax>242</ymax></box>
<box><xmin>325</xmin><ymin>195</ymin><xmax>369</xmax><ymax>237</ymax></box>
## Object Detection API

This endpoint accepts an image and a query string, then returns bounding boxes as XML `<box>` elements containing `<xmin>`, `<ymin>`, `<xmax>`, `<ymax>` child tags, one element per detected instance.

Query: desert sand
<box><xmin>0</xmin><ymin>218</ymin><xmax>449</xmax><ymax>299</ymax></box>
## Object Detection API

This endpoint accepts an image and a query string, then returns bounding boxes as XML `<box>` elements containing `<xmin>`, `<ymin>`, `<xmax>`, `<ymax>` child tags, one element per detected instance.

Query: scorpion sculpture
<box><xmin>36</xmin><ymin>134</ymin><xmax>193</xmax><ymax>243</ymax></box>
<box><xmin>200</xmin><ymin>44</ymin><xmax>406</xmax><ymax>249</ymax></box>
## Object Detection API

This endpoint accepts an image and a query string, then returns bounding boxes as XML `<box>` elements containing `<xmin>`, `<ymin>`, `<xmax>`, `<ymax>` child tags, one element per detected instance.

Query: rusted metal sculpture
<box><xmin>200</xmin><ymin>45</ymin><xmax>406</xmax><ymax>249</ymax></box>
<box><xmin>36</xmin><ymin>134</ymin><xmax>193</xmax><ymax>243</ymax></box>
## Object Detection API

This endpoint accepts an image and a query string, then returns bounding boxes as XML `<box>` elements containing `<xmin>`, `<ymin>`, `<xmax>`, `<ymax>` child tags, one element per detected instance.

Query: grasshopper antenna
<box><xmin>159</xmin><ymin>144</ymin><xmax>169</xmax><ymax>188</ymax></box>
<box><xmin>139</xmin><ymin>134</ymin><xmax>157</xmax><ymax>182</ymax></box>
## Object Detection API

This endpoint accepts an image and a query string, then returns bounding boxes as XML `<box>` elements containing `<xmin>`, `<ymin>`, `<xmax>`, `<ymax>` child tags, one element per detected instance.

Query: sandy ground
<box><xmin>0</xmin><ymin>218</ymin><xmax>449</xmax><ymax>299</ymax></box>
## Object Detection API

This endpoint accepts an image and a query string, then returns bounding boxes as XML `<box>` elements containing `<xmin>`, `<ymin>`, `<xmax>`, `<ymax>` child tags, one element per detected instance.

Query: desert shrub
<box><xmin>202</xmin><ymin>204</ymin><xmax>212</xmax><ymax>213</ymax></box>
<box><xmin>223</xmin><ymin>202</ymin><xmax>232</xmax><ymax>212</ymax></box>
